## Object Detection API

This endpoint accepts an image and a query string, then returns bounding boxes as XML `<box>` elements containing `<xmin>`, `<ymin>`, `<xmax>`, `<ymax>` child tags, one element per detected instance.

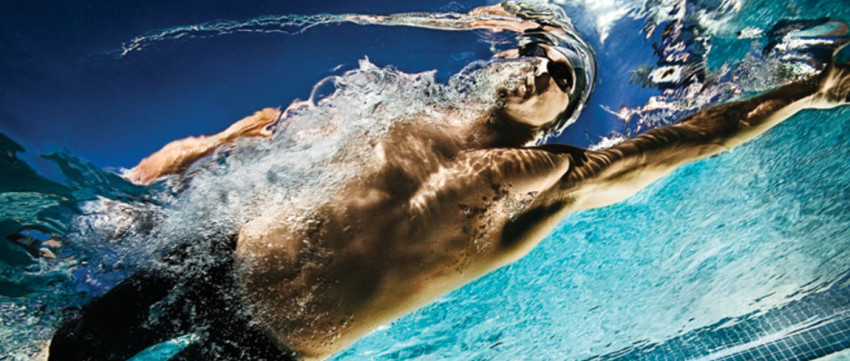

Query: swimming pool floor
<box><xmin>587</xmin><ymin>274</ymin><xmax>850</xmax><ymax>361</ymax></box>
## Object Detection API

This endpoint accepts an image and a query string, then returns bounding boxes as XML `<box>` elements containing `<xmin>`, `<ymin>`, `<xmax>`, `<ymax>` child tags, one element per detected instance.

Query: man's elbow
<box><xmin>123</xmin><ymin>166</ymin><xmax>155</xmax><ymax>186</ymax></box>
<box><xmin>124</xmin><ymin>158</ymin><xmax>176</xmax><ymax>186</ymax></box>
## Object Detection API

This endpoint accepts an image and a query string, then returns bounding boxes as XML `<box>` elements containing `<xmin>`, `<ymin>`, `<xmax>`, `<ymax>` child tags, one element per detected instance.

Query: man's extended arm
<box><xmin>564</xmin><ymin>63</ymin><xmax>850</xmax><ymax>211</ymax></box>
<box><xmin>347</xmin><ymin>3</ymin><xmax>565</xmax><ymax>35</ymax></box>
<box><xmin>124</xmin><ymin>108</ymin><xmax>281</xmax><ymax>185</ymax></box>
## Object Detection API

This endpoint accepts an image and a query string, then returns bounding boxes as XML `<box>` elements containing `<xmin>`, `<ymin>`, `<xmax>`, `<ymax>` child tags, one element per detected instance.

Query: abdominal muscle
<box><xmin>233</xmin><ymin>125</ymin><xmax>574</xmax><ymax>360</ymax></box>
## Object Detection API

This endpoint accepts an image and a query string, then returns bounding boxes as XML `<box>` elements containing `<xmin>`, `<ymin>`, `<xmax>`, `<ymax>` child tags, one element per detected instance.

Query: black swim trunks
<box><xmin>48</xmin><ymin>234</ymin><xmax>296</xmax><ymax>361</ymax></box>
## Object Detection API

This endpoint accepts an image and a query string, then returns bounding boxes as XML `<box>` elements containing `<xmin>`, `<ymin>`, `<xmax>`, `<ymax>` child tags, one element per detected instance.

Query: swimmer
<box><xmin>48</xmin><ymin>3</ymin><xmax>850</xmax><ymax>361</ymax></box>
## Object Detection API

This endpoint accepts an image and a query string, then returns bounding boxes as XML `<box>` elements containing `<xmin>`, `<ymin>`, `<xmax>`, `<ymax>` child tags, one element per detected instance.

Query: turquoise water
<box><xmin>3</xmin><ymin>0</ymin><xmax>850</xmax><ymax>360</ymax></box>
<box><xmin>332</xmin><ymin>105</ymin><xmax>850</xmax><ymax>359</ymax></box>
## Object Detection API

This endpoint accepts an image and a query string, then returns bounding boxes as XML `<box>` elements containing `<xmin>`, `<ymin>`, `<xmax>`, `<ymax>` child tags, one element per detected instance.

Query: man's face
<box><xmin>491</xmin><ymin>45</ymin><xmax>573</xmax><ymax>130</ymax></box>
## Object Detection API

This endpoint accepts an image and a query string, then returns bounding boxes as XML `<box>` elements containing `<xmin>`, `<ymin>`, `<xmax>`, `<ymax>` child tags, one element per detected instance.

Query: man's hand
<box><xmin>39</xmin><ymin>239</ymin><xmax>62</xmax><ymax>259</ymax></box>
<box><xmin>814</xmin><ymin>62</ymin><xmax>850</xmax><ymax>108</ymax></box>
<box><xmin>466</xmin><ymin>4</ymin><xmax>540</xmax><ymax>33</ymax></box>
<box><xmin>800</xmin><ymin>24</ymin><xmax>850</xmax><ymax>109</ymax></box>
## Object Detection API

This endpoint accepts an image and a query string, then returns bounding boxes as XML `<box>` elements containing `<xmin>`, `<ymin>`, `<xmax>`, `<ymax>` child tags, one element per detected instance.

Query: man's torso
<box><xmin>234</xmin><ymin>120</ymin><xmax>577</xmax><ymax>359</ymax></box>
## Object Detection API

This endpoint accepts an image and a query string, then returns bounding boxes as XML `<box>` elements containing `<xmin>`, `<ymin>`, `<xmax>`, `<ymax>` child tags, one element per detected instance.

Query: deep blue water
<box><xmin>2</xmin><ymin>0</ymin><xmax>850</xmax><ymax>360</ymax></box>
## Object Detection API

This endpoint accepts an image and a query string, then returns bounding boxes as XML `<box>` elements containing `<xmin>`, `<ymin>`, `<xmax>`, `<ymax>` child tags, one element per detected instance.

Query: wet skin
<box><xmin>234</xmin><ymin>55</ymin><xmax>850</xmax><ymax>359</ymax></box>
<box><xmin>235</xmin><ymin>51</ymin><xmax>579</xmax><ymax>359</ymax></box>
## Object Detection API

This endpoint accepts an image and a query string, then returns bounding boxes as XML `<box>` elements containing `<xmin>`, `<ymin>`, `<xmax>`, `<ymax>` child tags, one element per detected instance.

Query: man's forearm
<box><xmin>564</xmin><ymin>75</ymin><xmax>827</xmax><ymax>211</ymax></box>
<box><xmin>574</xmin><ymin>78</ymin><xmax>817</xmax><ymax>180</ymax></box>
<box><xmin>124</xmin><ymin>108</ymin><xmax>281</xmax><ymax>185</ymax></box>
<box><xmin>124</xmin><ymin>134</ymin><xmax>228</xmax><ymax>185</ymax></box>
<box><xmin>670</xmin><ymin>77</ymin><xmax>818</xmax><ymax>156</ymax></box>
<box><xmin>641</xmin><ymin>62</ymin><xmax>850</xmax><ymax>163</ymax></box>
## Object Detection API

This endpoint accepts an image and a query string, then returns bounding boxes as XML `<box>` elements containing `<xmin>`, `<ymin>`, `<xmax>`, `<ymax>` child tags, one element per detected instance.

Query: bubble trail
<box><xmin>118</xmin><ymin>11</ymin><xmax>529</xmax><ymax>57</ymax></box>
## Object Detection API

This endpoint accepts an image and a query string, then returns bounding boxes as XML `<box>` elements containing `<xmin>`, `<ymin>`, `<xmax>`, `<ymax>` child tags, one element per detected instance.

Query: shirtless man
<box><xmin>49</xmin><ymin>3</ymin><xmax>850</xmax><ymax>361</ymax></box>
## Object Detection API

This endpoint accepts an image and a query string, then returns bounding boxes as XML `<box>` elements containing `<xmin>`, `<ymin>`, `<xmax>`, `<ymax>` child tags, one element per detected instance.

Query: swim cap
<box><xmin>504</xmin><ymin>1</ymin><xmax>597</xmax><ymax>140</ymax></box>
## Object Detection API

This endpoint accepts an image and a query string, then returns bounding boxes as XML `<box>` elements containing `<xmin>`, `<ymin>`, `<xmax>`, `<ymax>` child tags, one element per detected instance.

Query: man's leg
<box><xmin>48</xmin><ymin>234</ymin><xmax>285</xmax><ymax>361</ymax></box>
<box><xmin>162</xmin><ymin>234</ymin><xmax>297</xmax><ymax>361</ymax></box>
<box><xmin>48</xmin><ymin>269</ymin><xmax>188</xmax><ymax>361</ymax></box>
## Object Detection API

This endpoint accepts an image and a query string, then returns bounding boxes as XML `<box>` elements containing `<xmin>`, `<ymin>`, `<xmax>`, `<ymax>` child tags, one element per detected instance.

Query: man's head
<box><xmin>488</xmin><ymin>27</ymin><xmax>596</xmax><ymax>143</ymax></box>
<box><xmin>493</xmin><ymin>43</ymin><xmax>577</xmax><ymax>133</ymax></box>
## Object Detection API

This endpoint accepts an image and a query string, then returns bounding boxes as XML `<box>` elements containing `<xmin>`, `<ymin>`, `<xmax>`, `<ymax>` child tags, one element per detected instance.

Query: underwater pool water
<box><xmin>2</xmin><ymin>0</ymin><xmax>850</xmax><ymax>360</ymax></box>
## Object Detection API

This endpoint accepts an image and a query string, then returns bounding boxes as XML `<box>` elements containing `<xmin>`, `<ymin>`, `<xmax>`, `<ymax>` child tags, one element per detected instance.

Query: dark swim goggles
<box><xmin>518</xmin><ymin>43</ymin><xmax>574</xmax><ymax>93</ymax></box>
